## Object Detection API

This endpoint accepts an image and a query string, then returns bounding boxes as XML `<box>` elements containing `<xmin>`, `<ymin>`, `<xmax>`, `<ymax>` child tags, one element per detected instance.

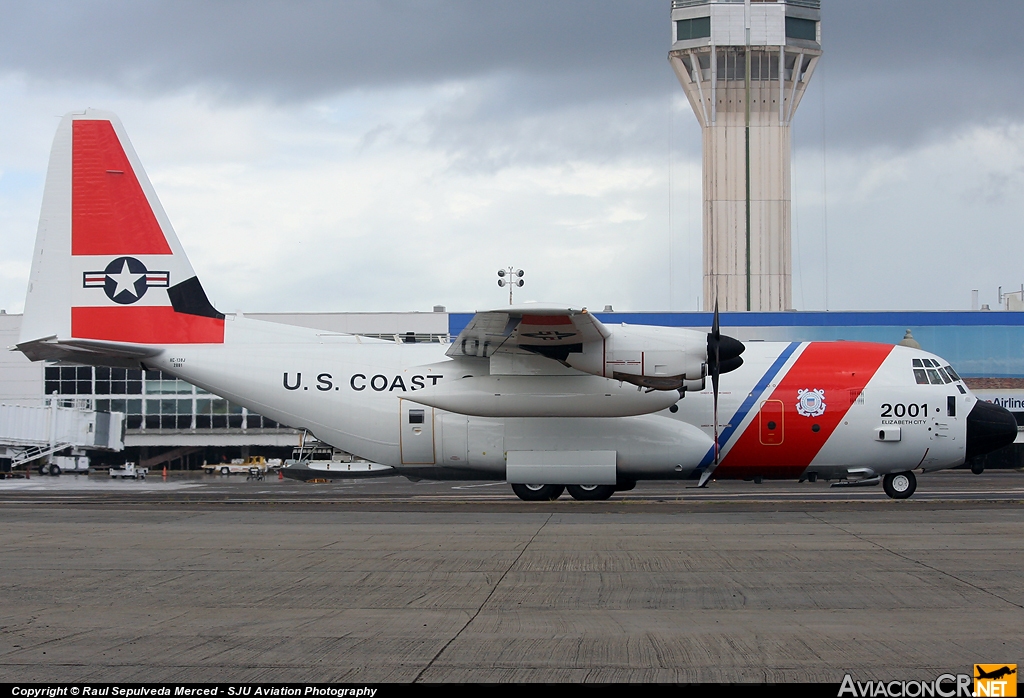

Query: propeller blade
<box><xmin>712</xmin><ymin>372</ymin><xmax>720</xmax><ymax>465</ymax></box>
<box><xmin>710</xmin><ymin>298</ymin><xmax>721</xmax><ymax>343</ymax></box>
<box><xmin>711</xmin><ymin>300</ymin><xmax>721</xmax><ymax>466</ymax></box>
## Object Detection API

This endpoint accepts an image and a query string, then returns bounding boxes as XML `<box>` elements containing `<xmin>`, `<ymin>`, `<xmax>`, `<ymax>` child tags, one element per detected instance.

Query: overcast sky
<box><xmin>2</xmin><ymin>0</ymin><xmax>1023</xmax><ymax>315</ymax></box>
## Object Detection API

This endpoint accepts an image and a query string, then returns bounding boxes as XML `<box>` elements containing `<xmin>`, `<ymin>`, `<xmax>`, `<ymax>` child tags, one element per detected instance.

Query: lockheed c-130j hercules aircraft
<box><xmin>16</xmin><ymin>110</ymin><xmax>1018</xmax><ymax>500</ymax></box>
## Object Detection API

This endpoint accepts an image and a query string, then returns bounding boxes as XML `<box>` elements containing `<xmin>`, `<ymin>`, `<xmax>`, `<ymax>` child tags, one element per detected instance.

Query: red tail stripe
<box><xmin>71</xmin><ymin>306</ymin><xmax>224</xmax><ymax>344</ymax></box>
<box><xmin>72</xmin><ymin>120</ymin><xmax>172</xmax><ymax>256</ymax></box>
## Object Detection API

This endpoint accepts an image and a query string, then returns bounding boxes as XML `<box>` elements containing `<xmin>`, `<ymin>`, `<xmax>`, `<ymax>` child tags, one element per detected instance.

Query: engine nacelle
<box><xmin>565</xmin><ymin>325</ymin><xmax>707</xmax><ymax>391</ymax></box>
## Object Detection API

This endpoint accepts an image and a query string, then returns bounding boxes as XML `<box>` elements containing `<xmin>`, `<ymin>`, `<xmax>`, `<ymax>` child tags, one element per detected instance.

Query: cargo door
<box><xmin>759</xmin><ymin>399</ymin><xmax>784</xmax><ymax>445</ymax></box>
<box><xmin>400</xmin><ymin>400</ymin><xmax>435</xmax><ymax>464</ymax></box>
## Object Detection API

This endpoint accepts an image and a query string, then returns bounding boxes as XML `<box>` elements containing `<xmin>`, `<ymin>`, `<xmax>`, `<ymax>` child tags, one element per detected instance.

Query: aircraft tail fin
<box><xmin>19</xmin><ymin>109</ymin><xmax>224</xmax><ymax>356</ymax></box>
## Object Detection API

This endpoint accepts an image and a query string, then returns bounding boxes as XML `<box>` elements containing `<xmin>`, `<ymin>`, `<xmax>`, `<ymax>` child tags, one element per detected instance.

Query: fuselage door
<box><xmin>400</xmin><ymin>399</ymin><xmax>435</xmax><ymax>465</ymax></box>
<box><xmin>759</xmin><ymin>399</ymin><xmax>785</xmax><ymax>446</ymax></box>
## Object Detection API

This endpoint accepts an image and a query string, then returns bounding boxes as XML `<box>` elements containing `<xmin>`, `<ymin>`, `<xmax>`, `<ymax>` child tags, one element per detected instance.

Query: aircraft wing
<box><xmin>446</xmin><ymin>306</ymin><xmax>610</xmax><ymax>363</ymax></box>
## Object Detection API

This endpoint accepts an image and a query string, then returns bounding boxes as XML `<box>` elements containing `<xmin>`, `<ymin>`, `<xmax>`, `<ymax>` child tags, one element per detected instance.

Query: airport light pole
<box><xmin>498</xmin><ymin>267</ymin><xmax>524</xmax><ymax>306</ymax></box>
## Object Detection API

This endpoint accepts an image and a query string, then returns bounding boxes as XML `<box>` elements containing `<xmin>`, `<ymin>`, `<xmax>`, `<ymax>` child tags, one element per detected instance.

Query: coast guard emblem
<box><xmin>796</xmin><ymin>388</ymin><xmax>826</xmax><ymax>417</ymax></box>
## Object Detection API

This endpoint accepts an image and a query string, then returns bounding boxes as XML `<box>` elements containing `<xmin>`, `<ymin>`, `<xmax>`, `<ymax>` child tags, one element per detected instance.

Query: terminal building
<box><xmin>2</xmin><ymin>308</ymin><xmax>1022</xmax><ymax>470</ymax></box>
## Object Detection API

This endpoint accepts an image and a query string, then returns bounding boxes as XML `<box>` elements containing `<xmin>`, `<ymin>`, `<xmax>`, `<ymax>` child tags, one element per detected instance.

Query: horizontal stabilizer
<box><xmin>16</xmin><ymin>336</ymin><xmax>162</xmax><ymax>366</ymax></box>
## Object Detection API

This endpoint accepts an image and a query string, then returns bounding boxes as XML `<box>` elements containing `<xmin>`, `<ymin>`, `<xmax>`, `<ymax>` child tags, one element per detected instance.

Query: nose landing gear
<box><xmin>882</xmin><ymin>471</ymin><xmax>917</xmax><ymax>499</ymax></box>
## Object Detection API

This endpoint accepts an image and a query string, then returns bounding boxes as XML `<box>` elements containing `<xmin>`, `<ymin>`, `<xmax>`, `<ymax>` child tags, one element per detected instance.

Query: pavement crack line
<box><xmin>412</xmin><ymin>513</ymin><xmax>553</xmax><ymax>683</ymax></box>
<box><xmin>804</xmin><ymin>511</ymin><xmax>1024</xmax><ymax>610</ymax></box>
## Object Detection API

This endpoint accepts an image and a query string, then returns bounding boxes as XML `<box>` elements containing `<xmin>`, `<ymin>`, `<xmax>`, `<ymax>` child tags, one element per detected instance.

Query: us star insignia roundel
<box><xmin>83</xmin><ymin>256</ymin><xmax>170</xmax><ymax>304</ymax></box>
<box><xmin>796</xmin><ymin>388</ymin><xmax>827</xmax><ymax>417</ymax></box>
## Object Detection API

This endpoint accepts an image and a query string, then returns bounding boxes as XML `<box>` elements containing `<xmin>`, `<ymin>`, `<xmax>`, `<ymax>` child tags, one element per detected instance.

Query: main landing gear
<box><xmin>565</xmin><ymin>484</ymin><xmax>616</xmax><ymax>501</ymax></box>
<box><xmin>510</xmin><ymin>484</ymin><xmax>565</xmax><ymax>501</ymax></box>
<box><xmin>510</xmin><ymin>483</ymin><xmax>618</xmax><ymax>501</ymax></box>
<box><xmin>882</xmin><ymin>471</ymin><xmax>917</xmax><ymax>500</ymax></box>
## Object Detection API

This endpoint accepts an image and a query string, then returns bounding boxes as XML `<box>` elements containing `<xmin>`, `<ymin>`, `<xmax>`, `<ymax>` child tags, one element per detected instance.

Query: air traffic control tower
<box><xmin>669</xmin><ymin>0</ymin><xmax>821</xmax><ymax>311</ymax></box>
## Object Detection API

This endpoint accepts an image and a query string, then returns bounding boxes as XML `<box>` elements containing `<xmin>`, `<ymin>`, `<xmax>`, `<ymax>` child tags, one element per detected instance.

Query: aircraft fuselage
<box><xmin>148</xmin><ymin>315</ymin><xmax>975</xmax><ymax>484</ymax></box>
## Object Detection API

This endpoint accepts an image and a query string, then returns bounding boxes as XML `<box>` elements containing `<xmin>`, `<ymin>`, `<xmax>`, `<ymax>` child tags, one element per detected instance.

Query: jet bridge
<box><xmin>0</xmin><ymin>401</ymin><xmax>125</xmax><ymax>475</ymax></box>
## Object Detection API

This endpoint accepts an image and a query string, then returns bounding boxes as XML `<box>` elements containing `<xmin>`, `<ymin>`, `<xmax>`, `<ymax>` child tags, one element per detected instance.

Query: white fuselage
<box><xmin>147</xmin><ymin>315</ymin><xmax>972</xmax><ymax>483</ymax></box>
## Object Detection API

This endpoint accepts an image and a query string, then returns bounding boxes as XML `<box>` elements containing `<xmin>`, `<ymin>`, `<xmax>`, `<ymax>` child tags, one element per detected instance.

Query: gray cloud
<box><xmin>0</xmin><ymin>0</ymin><xmax>667</xmax><ymax>100</ymax></box>
<box><xmin>800</xmin><ymin>1</ymin><xmax>1024</xmax><ymax>149</ymax></box>
<box><xmin>5</xmin><ymin>0</ymin><xmax>1024</xmax><ymax>156</ymax></box>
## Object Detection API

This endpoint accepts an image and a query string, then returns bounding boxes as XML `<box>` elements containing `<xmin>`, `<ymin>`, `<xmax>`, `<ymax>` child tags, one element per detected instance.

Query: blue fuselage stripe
<box><xmin>696</xmin><ymin>341</ymin><xmax>802</xmax><ymax>470</ymax></box>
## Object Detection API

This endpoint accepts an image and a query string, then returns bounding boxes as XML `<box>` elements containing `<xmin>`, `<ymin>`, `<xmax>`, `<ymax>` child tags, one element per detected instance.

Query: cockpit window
<box><xmin>913</xmin><ymin>358</ymin><xmax>965</xmax><ymax>385</ymax></box>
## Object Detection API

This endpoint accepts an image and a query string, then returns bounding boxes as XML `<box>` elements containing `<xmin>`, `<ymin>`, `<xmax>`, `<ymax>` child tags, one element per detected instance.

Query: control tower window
<box><xmin>751</xmin><ymin>51</ymin><xmax>779</xmax><ymax>81</ymax></box>
<box><xmin>712</xmin><ymin>49</ymin><xmax>779</xmax><ymax>82</ymax></box>
<box><xmin>718</xmin><ymin>50</ymin><xmax>744</xmax><ymax>81</ymax></box>
<box><xmin>676</xmin><ymin>17</ymin><xmax>710</xmax><ymax>42</ymax></box>
<box><xmin>785</xmin><ymin>17</ymin><xmax>817</xmax><ymax>41</ymax></box>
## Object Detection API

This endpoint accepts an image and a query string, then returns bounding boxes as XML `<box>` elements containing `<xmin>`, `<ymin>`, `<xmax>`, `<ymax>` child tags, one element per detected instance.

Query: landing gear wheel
<box><xmin>566</xmin><ymin>484</ymin><xmax>616</xmax><ymax>501</ymax></box>
<box><xmin>970</xmin><ymin>462</ymin><xmax>985</xmax><ymax>475</ymax></box>
<box><xmin>883</xmin><ymin>471</ymin><xmax>917</xmax><ymax>500</ymax></box>
<box><xmin>220</xmin><ymin>466</ymin><xmax>230</xmax><ymax>475</ymax></box>
<box><xmin>510</xmin><ymin>484</ymin><xmax>565</xmax><ymax>501</ymax></box>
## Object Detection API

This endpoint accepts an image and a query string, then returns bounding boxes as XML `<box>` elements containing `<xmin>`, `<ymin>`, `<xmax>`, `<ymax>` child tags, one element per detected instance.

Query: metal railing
<box><xmin>672</xmin><ymin>0</ymin><xmax>819</xmax><ymax>8</ymax></box>
<box><xmin>359</xmin><ymin>333</ymin><xmax>451</xmax><ymax>344</ymax></box>
<box><xmin>10</xmin><ymin>442</ymin><xmax>74</xmax><ymax>468</ymax></box>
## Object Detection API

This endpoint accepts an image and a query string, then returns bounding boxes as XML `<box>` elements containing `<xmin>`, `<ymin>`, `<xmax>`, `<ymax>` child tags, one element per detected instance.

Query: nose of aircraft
<box><xmin>965</xmin><ymin>399</ymin><xmax>1018</xmax><ymax>460</ymax></box>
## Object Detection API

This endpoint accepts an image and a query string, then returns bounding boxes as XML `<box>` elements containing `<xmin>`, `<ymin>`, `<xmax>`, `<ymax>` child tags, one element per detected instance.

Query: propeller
<box><xmin>710</xmin><ymin>300</ymin><xmax>721</xmax><ymax>467</ymax></box>
<box><xmin>697</xmin><ymin>300</ymin><xmax>745</xmax><ymax>487</ymax></box>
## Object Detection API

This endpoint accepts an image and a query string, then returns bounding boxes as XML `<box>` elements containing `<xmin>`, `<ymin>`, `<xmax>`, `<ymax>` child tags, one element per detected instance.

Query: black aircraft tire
<box><xmin>971</xmin><ymin>462</ymin><xmax>985</xmax><ymax>475</ymax></box>
<box><xmin>882</xmin><ymin>471</ymin><xmax>917</xmax><ymax>500</ymax></box>
<box><xmin>510</xmin><ymin>484</ymin><xmax>564</xmax><ymax>501</ymax></box>
<box><xmin>566</xmin><ymin>484</ymin><xmax>616</xmax><ymax>501</ymax></box>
